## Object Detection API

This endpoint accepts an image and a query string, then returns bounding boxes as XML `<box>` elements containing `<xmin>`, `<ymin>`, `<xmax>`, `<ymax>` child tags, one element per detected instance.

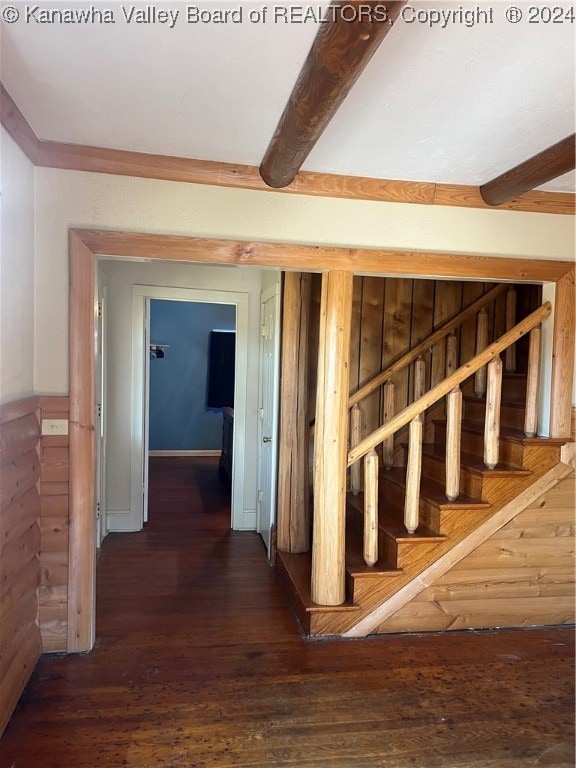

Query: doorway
<box><xmin>146</xmin><ymin>298</ymin><xmax>236</xmax><ymax>523</ymax></box>
<box><xmin>129</xmin><ymin>285</ymin><xmax>251</xmax><ymax>533</ymax></box>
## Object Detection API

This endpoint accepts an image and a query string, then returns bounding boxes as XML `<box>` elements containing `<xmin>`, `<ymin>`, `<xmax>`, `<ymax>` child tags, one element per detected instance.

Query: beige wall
<box><xmin>0</xmin><ymin>130</ymin><xmax>35</xmax><ymax>403</ymax></box>
<box><xmin>33</xmin><ymin>166</ymin><xmax>574</xmax><ymax>396</ymax></box>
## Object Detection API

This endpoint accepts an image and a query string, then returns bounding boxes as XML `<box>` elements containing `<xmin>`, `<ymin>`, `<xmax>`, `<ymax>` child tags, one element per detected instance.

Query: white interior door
<box><xmin>257</xmin><ymin>284</ymin><xmax>281</xmax><ymax>556</ymax></box>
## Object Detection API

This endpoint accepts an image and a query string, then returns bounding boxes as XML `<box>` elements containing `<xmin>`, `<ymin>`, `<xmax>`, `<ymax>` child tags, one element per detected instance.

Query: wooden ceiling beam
<box><xmin>480</xmin><ymin>134</ymin><xmax>575</xmax><ymax>206</ymax></box>
<box><xmin>259</xmin><ymin>0</ymin><xmax>406</xmax><ymax>189</ymax></box>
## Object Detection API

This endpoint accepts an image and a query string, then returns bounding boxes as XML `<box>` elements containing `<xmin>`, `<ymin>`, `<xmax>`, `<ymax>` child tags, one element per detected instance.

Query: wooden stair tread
<box><xmin>347</xmin><ymin>493</ymin><xmax>446</xmax><ymax>540</ymax></box>
<box><xmin>276</xmin><ymin>550</ymin><xmax>359</xmax><ymax>615</ymax></box>
<box><xmin>344</xmin><ymin>517</ymin><xmax>402</xmax><ymax>576</ymax></box>
<box><xmin>420</xmin><ymin>443</ymin><xmax>532</xmax><ymax>477</ymax></box>
<box><xmin>433</xmin><ymin>418</ymin><xmax>569</xmax><ymax>445</ymax></box>
<box><xmin>378</xmin><ymin>468</ymin><xmax>489</xmax><ymax>510</ymax></box>
<box><xmin>464</xmin><ymin>394</ymin><xmax>525</xmax><ymax>407</ymax></box>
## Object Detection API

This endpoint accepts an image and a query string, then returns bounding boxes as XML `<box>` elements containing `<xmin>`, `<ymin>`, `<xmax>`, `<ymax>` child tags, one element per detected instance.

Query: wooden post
<box><xmin>277</xmin><ymin>273</ymin><xmax>310</xmax><ymax>553</ymax></box>
<box><xmin>524</xmin><ymin>326</ymin><xmax>541</xmax><ymax>438</ymax></box>
<box><xmin>445</xmin><ymin>387</ymin><xmax>462</xmax><ymax>501</ymax></box>
<box><xmin>363</xmin><ymin>449</ymin><xmax>379</xmax><ymax>567</ymax></box>
<box><xmin>505</xmin><ymin>287</ymin><xmax>517</xmax><ymax>372</ymax></box>
<box><xmin>382</xmin><ymin>381</ymin><xmax>395</xmax><ymax>470</ymax></box>
<box><xmin>550</xmin><ymin>268</ymin><xmax>575</xmax><ymax>438</ymax></box>
<box><xmin>446</xmin><ymin>332</ymin><xmax>458</xmax><ymax>378</ymax></box>
<box><xmin>68</xmin><ymin>233</ymin><xmax>96</xmax><ymax>653</ymax></box>
<box><xmin>413</xmin><ymin>355</ymin><xmax>426</xmax><ymax>401</ymax></box>
<box><xmin>312</xmin><ymin>271</ymin><xmax>353</xmax><ymax>606</ymax></box>
<box><xmin>484</xmin><ymin>357</ymin><xmax>502</xmax><ymax>470</ymax></box>
<box><xmin>350</xmin><ymin>403</ymin><xmax>362</xmax><ymax>495</ymax></box>
<box><xmin>404</xmin><ymin>417</ymin><xmax>422</xmax><ymax>534</ymax></box>
<box><xmin>474</xmin><ymin>308</ymin><xmax>489</xmax><ymax>398</ymax></box>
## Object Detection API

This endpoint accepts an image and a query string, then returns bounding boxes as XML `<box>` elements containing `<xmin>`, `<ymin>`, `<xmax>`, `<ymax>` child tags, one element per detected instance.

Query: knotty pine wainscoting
<box><xmin>0</xmin><ymin>396</ymin><xmax>70</xmax><ymax>736</ymax></box>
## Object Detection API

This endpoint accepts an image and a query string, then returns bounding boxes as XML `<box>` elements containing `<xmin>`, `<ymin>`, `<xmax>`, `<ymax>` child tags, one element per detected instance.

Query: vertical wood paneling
<box><xmin>382</xmin><ymin>278</ymin><xmax>412</xmax><ymax>415</ymax></box>
<box><xmin>409</xmin><ymin>280</ymin><xmax>435</xmax><ymax>397</ymax></box>
<box><xmin>460</xmin><ymin>283</ymin><xmax>485</xmax><ymax>365</ymax></box>
<box><xmin>38</xmin><ymin>396</ymin><xmax>70</xmax><ymax>653</ymax></box>
<box><xmin>431</xmin><ymin>282</ymin><xmax>463</xmax><ymax>388</ymax></box>
<box><xmin>0</xmin><ymin>398</ymin><xmax>42</xmax><ymax>736</ymax></box>
<box><xmin>358</xmin><ymin>277</ymin><xmax>385</xmax><ymax>438</ymax></box>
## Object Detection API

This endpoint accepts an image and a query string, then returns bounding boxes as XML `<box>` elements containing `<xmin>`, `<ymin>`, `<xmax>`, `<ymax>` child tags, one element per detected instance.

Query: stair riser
<box><xmin>380</xmin><ymin>475</ymin><xmax>447</xmax><ymax>528</ymax></box>
<box><xmin>434</xmin><ymin>422</ymin><xmax>525</xmax><ymax>466</ymax></box>
<box><xmin>418</xmin><ymin>451</ymin><xmax>532</xmax><ymax>503</ymax></box>
<box><xmin>380</xmin><ymin>528</ymin><xmax>441</xmax><ymax>570</ymax></box>
<box><xmin>464</xmin><ymin>399</ymin><xmax>526</xmax><ymax>431</ymax></box>
<box><xmin>502</xmin><ymin>375</ymin><xmax>528</xmax><ymax>400</ymax></box>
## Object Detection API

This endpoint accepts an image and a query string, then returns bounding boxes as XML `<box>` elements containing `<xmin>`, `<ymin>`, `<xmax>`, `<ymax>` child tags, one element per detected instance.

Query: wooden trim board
<box><xmin>343</xmin><ymin>462</ymin><xmax>574</xmax><ymax>637</ymax></box>
<box><xmin>1</xmin><ymin>84</ymin><xmax>573</xmax><ymax>215</ymax></box>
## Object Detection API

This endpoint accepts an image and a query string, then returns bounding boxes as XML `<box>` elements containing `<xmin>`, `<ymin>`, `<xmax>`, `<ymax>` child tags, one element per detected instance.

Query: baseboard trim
<box><xmin>148</xmin><ymin>450</ymin><xmax>221</xmax><ymax>457</ymax></box>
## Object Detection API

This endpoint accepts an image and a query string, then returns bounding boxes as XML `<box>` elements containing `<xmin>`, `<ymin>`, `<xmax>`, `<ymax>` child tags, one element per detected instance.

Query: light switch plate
<box><xmin>42</xmin><ymin>419</ymin><xmax>69</xmax><ymax>436</ymax></box>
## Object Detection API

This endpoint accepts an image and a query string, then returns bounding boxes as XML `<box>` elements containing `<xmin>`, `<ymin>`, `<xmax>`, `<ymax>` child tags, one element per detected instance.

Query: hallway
<box><xmin>0</xmin><ymin>458</ymin><xmax>574</xmax><ymax>767</ymax></box>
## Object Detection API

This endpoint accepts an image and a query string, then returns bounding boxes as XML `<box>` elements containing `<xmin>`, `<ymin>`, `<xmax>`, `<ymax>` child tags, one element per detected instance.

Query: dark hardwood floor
<box><xmin>1</xmin><ymin>457</ymin><xmax>574</xmax><ymax>767</ymax></box>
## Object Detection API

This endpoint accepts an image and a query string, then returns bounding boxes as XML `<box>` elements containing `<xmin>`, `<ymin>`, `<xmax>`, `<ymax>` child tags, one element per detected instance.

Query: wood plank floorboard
<box><xmin>1</xmin><ymin>457</ymin><xmax>574</xmax><ymax>767</ymax></box>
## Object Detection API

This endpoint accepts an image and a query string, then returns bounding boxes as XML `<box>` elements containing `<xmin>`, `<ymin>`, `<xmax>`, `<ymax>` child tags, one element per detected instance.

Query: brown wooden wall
<box><xmin>0</xmin><ymin>398</ymin><xmax>42</xmax><ymax>736</ymax></box>
<box><xmin>307</xmin><ymin>276</ymin><xmax>540</xmax><ymax>441</ymax></box>
<box><xmin>38</xmin><ymin>397</ymin><xmax>70</xmax><ymax>654</ymax></box>
<box><xmin>0</xmin><ymin>395</ymin><xmax>71</xmax><ymax>734</ymax></box>
<box><xmin>374</xmin><ymin>471</ymin><xmax>575</xmax><ymax>634</ymax></box>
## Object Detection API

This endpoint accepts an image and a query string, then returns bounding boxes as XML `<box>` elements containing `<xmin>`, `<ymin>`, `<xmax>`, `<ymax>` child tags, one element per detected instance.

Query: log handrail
<box><xmin>347</xmin><ymin>301</ymin><xmax>551</xmax><ymax>467</ymax></box>
<box><xmin>348</xmin><ymin>283</ymin><xmax>507</xmax><ymax>409</ymax></box>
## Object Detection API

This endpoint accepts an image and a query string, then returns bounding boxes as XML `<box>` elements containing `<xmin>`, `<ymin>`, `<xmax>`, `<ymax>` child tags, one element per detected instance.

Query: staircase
<box><xmin>276</xmin><ymin>293</ymin><xmax>570</xmax><ymax>637</ymax></box>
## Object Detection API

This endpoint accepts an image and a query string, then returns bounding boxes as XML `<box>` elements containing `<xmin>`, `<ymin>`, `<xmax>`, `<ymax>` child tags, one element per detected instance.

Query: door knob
<box><xmin>263</xmin><ymin>436</ymin><xmax>272</xmax><ymax>443</ymax></box>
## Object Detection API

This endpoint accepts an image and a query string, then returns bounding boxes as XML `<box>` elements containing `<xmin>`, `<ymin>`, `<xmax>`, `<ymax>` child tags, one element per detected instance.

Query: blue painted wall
<box><xmin>149</xmin><ymin>300</ymin><xmax>236</xmax><ymax>450</ymax></box>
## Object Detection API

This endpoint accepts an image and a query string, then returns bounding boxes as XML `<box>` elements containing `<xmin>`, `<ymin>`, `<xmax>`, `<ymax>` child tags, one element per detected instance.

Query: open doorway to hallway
<box><xmin>146</xmin><ymin>299</ymin><xmax>236</xmax><ymax>525</ymax></box>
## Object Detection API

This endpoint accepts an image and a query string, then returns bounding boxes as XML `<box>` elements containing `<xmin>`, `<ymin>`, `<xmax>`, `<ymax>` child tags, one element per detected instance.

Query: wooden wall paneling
<box><xmin>358</xmin><ymin>277</ymin><xmax>385</xmax><ymax>438</ymax></box>
<box><xmin>0</xmin><ymin>399</ymin><xmax>42</xmax><ymax>737</ymax></box>
<box><xmin>431</xmin><ymin>282</ymin><xmax>463</xmax><ymax>388</ymax></box>
<box><xmin>347</xmin><ymin>278</ymin><xmax>364</xmax><ymax>491</ymax></box>
<box><xmin>381</xmin><ymin>279</ymin><xmax>413</xmax><ymax>417</ymax></box>
<box><xmin>348</xmin><ymin>277</ymin><xmax>363</xmax><ymax>398</ymax></box>
<box><xmin>374</xmin><ymin>472</ymin><xmax>575</xmax><ymax>635</ymax></box>
<box><xmin>307</xmin><ymin>273</ymin><xmax>322</xmax><ymax>426</ymax></box>
<box><xmin>459</xmin><ymin>283</ymin><xmax>485</xmax><ymax>366</ymax></box>
<box><xmin>408</xmin><ymin>280</ymin><xmax>435</xmax><ymax>399</ymax></box>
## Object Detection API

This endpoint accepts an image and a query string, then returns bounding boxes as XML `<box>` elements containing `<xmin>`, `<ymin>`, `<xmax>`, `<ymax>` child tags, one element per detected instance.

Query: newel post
<box><xmin>312</xmin><ymin>270</ymin><xmax>353</xmax><ymax>606</ymax></box>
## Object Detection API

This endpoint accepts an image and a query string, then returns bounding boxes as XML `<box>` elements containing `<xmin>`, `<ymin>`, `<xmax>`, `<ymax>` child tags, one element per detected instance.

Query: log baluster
<box><xmin>505</xmin><ymin>287</ymin><xmax>517</xmax><ymax>372</ymax></box>
<box><xmin>445</xmin><ymin>387</ymin><xmax>462</xmax><ymax>501</ymax></box>
<box><xmin>350</xmin><ymin>403</ymin><xmax>362</xmax><ymax>495</ymax></box>
<box><xmin>474</xmin><ymin>308</ymin><xmax>489</xmax><ymax>398</ymax></box>
<box><xmin>446</xmin><ymin>332</ymin><xmax>458</xmax><ymax>377</ymax></box>
<box><xmin>363</xmin><ymin>449</ymin><xmax>379</xmax><ymax>566</ymax></box>
<box><xmin>484</xmin><ymin>356</ymin><xmax>502</xmax><ymax>470</ymax></box>
<box><xmin>524</xmin><ymin>326</ymin><xmax>541</xmax><ymax>438</ymax></box>
<box><xmin>404</xmin><ymin>415</ymin><xmax>422</xmax><ymax>534</ymax></box>
<box><xmin>414</xmin><ymin>355</ymin><xmax>426</xmax><ymax>401</ymax></box>
<box><xmin>382</xmin><ymin>381</ymin><xmax>395</xmax><ymax>470</ymax></box>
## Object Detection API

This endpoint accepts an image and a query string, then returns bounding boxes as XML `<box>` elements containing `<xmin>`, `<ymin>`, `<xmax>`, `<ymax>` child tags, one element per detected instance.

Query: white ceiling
<box><xmin>2</xmin><ymin>1</ymin><xmax>575</xmax><ymax>192</ymax></box>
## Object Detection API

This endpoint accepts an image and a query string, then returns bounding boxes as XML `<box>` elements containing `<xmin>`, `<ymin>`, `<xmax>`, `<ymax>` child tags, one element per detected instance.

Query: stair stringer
<box><xmin>342</xmin><ymin>462</ymin><xmax>573</xmax><ymax>638</ymax></box>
